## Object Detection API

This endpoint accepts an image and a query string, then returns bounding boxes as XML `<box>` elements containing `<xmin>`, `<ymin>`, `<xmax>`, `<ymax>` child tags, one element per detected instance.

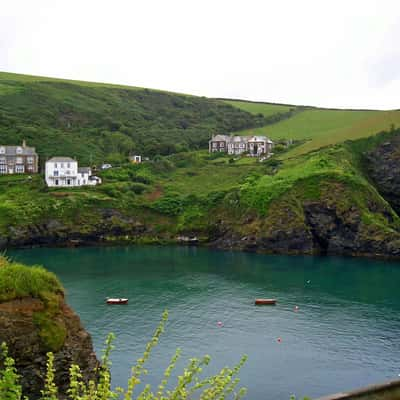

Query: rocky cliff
<box><xmin>367</xmin><ymin>134</ymin><xmax>400</xmax><ymax>216</ymax></box>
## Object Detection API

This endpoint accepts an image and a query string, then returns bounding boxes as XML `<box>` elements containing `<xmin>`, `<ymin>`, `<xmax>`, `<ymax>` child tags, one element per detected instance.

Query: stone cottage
<box><xmin>0</xmin><ymin>140</ymin><xmax>39</xmax><ymax>174</ymax></box>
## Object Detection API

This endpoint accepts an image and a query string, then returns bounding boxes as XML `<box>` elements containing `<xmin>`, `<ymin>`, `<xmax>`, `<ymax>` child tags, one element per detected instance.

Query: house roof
<box><xmin>78</xmin><ymin>167</ymin><xmax>91</xmax><ymax>173</ymax></box>
<box><xmin>247</xmin><ymin>136</ymin><xmax>274</xmax><ymax>144</ymax></box>
<box><xmin>0</xmin><ymin>145</ymin><xmax>37</xmax><ymax>156</ymax></box>
<box><xmin>231</xmin><ymin>136</ymin><xmax>248</xmax><ymax>142</ymax></box>
<box><xmin>210</xmin><ymin>134</ymin><xmax>231</xmax><ymax>142</ymax></box>
<box><xmin>47</xmin><ymin>157</ymin><xmax>76</xmax><ymax>163</ymax></box>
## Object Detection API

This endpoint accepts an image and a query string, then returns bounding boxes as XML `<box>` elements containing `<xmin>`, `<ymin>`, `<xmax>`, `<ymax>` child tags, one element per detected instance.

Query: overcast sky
<box><xmin>1</xmin><ymin>0</ymin><xmax>400</xmax><ymax>109</ymax></box>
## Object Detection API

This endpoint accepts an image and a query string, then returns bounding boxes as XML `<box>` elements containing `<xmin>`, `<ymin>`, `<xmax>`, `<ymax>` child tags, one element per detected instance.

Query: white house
<box><xmin>129</xmin><ymin>155</ymin><xmax>142</xmax><ymax>164</ymax></box>
<box><xmin>45</xmin><ymin>157</ymin><xmax>101</xmax><ymax>187</ymax></box>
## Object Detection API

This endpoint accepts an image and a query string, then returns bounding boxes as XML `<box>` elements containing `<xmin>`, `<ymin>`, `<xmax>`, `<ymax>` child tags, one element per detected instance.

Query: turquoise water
<box><xmin>9</xmin><ymin>246</ymin><xmax>400</xmax><ymax>399</ymax></box>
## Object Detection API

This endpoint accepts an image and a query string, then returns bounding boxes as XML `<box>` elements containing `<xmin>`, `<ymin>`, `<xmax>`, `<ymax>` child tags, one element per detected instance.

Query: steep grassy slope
<box><xmin>0</xmin><ymin>72</ymin><xmax>266</xmax><ymax>165</ymax></box>
<box><xmin>227</xmin><ymin>100</ymin><xmax>400</xmax><ymax>158</ymax></box>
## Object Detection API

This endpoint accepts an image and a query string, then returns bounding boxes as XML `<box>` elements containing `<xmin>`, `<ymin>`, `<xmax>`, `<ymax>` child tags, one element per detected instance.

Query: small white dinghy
<box><xmin>106</xmin><ymin>298</ymin><xmax>128</xmax><ymax>304</ymax></box>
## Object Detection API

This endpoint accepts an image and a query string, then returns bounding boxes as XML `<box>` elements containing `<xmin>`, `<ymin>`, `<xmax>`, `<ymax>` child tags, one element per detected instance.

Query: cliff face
<box><xmin>367</xmin><ymin>135</ymin><xmax>400</xmax><ymax>216</ymax></box>
<box><xmin>0</xmin><ymin>296</ymin><xmax>99</xmax><ymax>399</ymax></box>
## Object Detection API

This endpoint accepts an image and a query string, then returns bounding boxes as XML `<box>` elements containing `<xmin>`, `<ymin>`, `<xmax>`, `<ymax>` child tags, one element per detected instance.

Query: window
<box><xmin>220</xmin><ymin>142</ymin><xmax>225</xmax><ymax>147</ymax></box>
<box><xmin>54</xmin><ymin>170</ymin><xmax>59</xmax><ymax>176</ymax></box>
<box><xmin>67</xmin><ymin>163</ymin><xmax>70</xmax><ymax>168</ymax></box>
<box><xmin>15</xmin><ymin>165</ymin><xmax>24</xmax><ymax>173</ymax></box>
<box><xmin>0</xmin><ymin>147</ymin><xmax>4</xmax><ymax>154</ymax></box>
<box><xmin>83</xmin><ymin>179</ymin><xmax>86</xmax><ymax>184</ymax></box>
<box><xmin>78</xmin><ymin>179</ymin><xmax>80</xmax><ymax>185</ymax></box>
<box><xmin>0</xmin><ymin>157</ymin><xmax>5</xmax><ymax>164</ymax></box>
<box><xmin>55</xmin><ymin>179</ymin><xmax>59</xmax><ymax>186</ymax></box>
<box><xmin>212</xmin><ymin>143</ymin><xmax>217</xmax><ymax>148</ymax></box>
<box><xmin>16</xmin><ymin>147</ymin><xmax>22</xmax><ymax>154</ymax></box>
<box><xmin>0</xmin><ymin>165</ymin><xmax>6</xmax><ymax>174</ymax></box>
<box><xmin>66</xmin><ymin>170</ymin><xmax>70</xmax><ymax>175</ymax></box>
<box><xmin>16</xmin><ymin>157</ymin><xmax>23</xmax><ymax>164</ymax></box>
<box><xmin>55</xmin><ymin>163</ymin><xmax>58</xmax><ymax>168</ymax></box>
<box><xmin>67</xmin><ymin>179</ymin><xmax>71</xmax><ymax>185</ymax></box>
<box><xmin>27</xmin><ymin>157</ymin><xmax>34</xmax><ymax>164</ymax></box>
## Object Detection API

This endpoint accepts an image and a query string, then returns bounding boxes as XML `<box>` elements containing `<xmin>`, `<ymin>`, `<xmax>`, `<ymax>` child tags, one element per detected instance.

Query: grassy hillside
<box><xmin>227</xmin><ymin>100</ymin><xmax>400</xmax><ymax>158</ymax></box>
<box><xmin>0</xmin><ymin>72</ymin><xmax>266</xmax><ymax>166</ymax></box>
<box><xmin>220</xmin><ymin>99</ymin><xmax>295</xmax><ymax>117</ymax></box>
<box><xmin>1</xmin><ymin>129</ymin><xmax>400</xmax><ymax>258</ymax></box>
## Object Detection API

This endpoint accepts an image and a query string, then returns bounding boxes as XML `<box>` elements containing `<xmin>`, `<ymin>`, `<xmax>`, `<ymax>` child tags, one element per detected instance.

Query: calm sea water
<box><xmin>9</xmin><ymin>246</ymin><xmax>400</xmax><ymax>400</ymax></box>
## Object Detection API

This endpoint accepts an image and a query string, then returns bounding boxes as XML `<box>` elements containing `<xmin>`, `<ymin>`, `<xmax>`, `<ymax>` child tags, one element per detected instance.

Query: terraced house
<box><xmin>209</xmin><ymin>135</ymin><xmax>273</xmax><ymax>156</ymax></box>
<box><xmin>0</xmin><ymin>140</ymin><xmax>39</xmax><ymax>174</ymax></box>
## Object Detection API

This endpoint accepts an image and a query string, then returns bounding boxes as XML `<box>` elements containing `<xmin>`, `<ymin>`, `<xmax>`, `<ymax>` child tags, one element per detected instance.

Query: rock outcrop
<box><xmin>367</xmin><ymin>136</ymin><xmax>400</xmax><ymax>216</ymax></box>
<box><xmin>0</xmin><ymin>296</ymin><xmax>99</xmax><ymax>399</ymax></box>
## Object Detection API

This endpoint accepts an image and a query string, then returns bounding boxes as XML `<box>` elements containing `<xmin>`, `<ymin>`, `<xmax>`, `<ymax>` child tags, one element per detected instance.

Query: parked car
<box><xmin>101</xmin><ymin>164</ymin><xmax>112</xmax><ymax>170</ymax></box>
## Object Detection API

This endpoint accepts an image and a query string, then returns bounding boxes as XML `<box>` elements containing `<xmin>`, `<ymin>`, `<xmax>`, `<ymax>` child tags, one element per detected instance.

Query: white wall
<box><xmin>45</xmin><ymin>160</ymin><xmax>78</xmax><ymax>187</ymax></box>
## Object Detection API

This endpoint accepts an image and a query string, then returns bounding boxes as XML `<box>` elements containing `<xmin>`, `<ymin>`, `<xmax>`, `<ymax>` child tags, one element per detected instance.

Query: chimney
<box><xmin>22</xmin><ymin>140</ymin><xmax>26</xmax><ymax>148</ymax></box>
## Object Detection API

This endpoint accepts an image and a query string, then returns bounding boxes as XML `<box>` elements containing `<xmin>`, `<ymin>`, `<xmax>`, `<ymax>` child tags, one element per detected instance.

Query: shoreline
<box><xmin>5</xmin><ymin>234</ymin><xmax>400</xmax><ymax>263</ymax></box>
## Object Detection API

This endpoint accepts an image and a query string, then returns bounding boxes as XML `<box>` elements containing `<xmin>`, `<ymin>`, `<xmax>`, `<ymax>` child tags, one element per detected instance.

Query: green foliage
<box><xmin>33</xmin><ymin>312</ymin><xmax>67</xmax><ymax>353</ymax></box>
<box><xmin>0</xmin><ymin>343</ymin><xmax>23</xmax><ymax>400</ymax></box>
<box><xmin>0</xmin><ymin>311</ymin><xmax>248</xmax><ymax>400</ymax></box>
<box><xmin>40</xmin><ymin>352</ymin><xmax>58</xmax><ymax>400</ymax></box>
<box><xmin>0</xmin><ymin>72</ymin><xmax>267</xmax><ymax>165</ymax></box>
<box><xmin>0</xmin><ymin>257</ymin><xmax>64</xmax><ymax>303</ymax></box>
<box><xmin>129</xmin><ymin>183</ymin><xmax>148</xmax><ymax>195</ymax></box>
<box><xmin>151</xmin><ymin>194</ymin><xmax>184</xmax><ymax>216</ymax></box>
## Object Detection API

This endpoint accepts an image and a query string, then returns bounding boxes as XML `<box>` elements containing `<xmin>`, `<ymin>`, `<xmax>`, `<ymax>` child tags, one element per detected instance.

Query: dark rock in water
<box><xmin>0</xmin><ymin>297</ymin><xmax>99</xmax><ymax>399</ymax></box>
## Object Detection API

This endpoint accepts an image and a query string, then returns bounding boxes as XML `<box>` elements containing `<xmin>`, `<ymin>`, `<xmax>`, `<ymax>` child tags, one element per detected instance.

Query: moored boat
<box><xmin>106</xmin><ymin>298</ymin><xmax>128</xmax><ymax>304</ymax></box>
<box><xmin>255</xmin><ymin>298</ymin><xmax>276</xmax><ymax>305</ymax></box>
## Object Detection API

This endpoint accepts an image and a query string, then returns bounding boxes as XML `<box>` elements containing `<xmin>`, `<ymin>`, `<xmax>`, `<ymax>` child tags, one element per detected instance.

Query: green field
<box><xmin>227</xmin><ymin>100</ymin><xmax>400</xmax><ymax>158</ymax></box>
<box><xmin>221</xmin><ymin>100</ymin><xmax>295</xmax><ymax>117</ymax></box>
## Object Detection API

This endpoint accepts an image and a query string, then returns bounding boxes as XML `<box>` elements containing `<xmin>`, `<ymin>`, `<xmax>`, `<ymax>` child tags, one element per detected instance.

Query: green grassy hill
<box><xmin>1</xmin><ymin>72</ymin><xmax>400</xmax><ymax>258</ymax></box>
<box><xmin>0</xmin><ymin>72</ymin><xmax>266</xmax><ymax>166</ymax></box>
<box><xmin>225</xmin><ymin>99</ymin><xmax>400</xmax><ymax>158</ymax></box>
<box><xmin>220</xmin><ymin>99</ymin><xmax>295</xmax><ymax>117</ymax></box>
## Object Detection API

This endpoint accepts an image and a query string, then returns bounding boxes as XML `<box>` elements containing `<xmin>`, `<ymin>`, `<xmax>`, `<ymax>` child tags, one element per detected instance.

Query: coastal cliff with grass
<box><xmin>1</xmin><ymin>72</ymin><xmax>400</xmax><ymax>258</ymax></box>
<box><xmin>0</xmin><ymin>256</ymin><xmax>98</xmax><ymax>398</ymax></box>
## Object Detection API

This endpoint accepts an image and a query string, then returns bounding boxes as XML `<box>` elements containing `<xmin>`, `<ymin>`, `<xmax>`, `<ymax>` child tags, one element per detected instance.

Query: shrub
<box><xmin>151</xmin><ymin>194</ymin><xmax>184</xmax><ymax>216</ymax></box>
<box><xmin>129</xmin><ymin>183</ymin><xmax>148</xmax><ymax>194</ymax></box>
<box><xmin>0</xmin><ymin>257</ymin><xmax>64</xmax><ymax>303</ymax></box>
<box><xmin>0</xmin><ymin>311</ymin><xmax>248</xmax><ymax>400</ymax></box>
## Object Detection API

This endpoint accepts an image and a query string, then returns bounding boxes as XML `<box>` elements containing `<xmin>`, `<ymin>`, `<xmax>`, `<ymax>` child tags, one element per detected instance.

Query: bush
<box><xmin>0</xmin><ymin>311</ymin><xmax>248</xmax><ymax>400</ymax></box>
<box><xmin>0</xmin><ymin>257</ymin><xmax>64</xmax><ymax>303</ymax></box>
<box><xmin>129</xmin><ymin>182</ymin><xmax>148</xmax><ymax>194</ymax></box>
<box><xmin>151</xmin><ymin>194</ymin><xmax>184</xmax><ymax>215</ymax></box>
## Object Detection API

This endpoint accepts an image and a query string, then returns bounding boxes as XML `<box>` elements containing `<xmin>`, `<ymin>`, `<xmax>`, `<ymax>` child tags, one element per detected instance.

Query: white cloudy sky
<box><xmin>1</xmin><ymin>0</ymin><xmax>400</xmax><ymax>109</ymax></box>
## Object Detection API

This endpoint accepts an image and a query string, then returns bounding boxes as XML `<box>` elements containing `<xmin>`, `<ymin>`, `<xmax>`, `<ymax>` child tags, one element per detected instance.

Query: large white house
<box><xmin>45</xmin><ymin>157</ymin><xmax>101</xmax><ymax>187</ymax></box>
<box><xmin>209</xmin><ymin>135</ymin><xmax>273</xmax><ymax>157</ymax></box>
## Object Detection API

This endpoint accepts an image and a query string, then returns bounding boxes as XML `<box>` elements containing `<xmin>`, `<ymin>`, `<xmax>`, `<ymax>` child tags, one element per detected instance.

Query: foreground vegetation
<box><xmin>0</xmin><ymin>308</ymin><xmax>248</xmax><ymax>400</ymax></box>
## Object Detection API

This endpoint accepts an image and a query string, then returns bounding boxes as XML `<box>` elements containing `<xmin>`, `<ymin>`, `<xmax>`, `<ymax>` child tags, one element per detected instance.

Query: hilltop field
<box><xmin>224</xmin><ymin>99</ymin><xmax>400</xmax><ymax>158</ymax></box>
<box><xmin>1</xmin><ymin>71</ymin><xmax>400</xmax><ymax>258</ymax></box>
